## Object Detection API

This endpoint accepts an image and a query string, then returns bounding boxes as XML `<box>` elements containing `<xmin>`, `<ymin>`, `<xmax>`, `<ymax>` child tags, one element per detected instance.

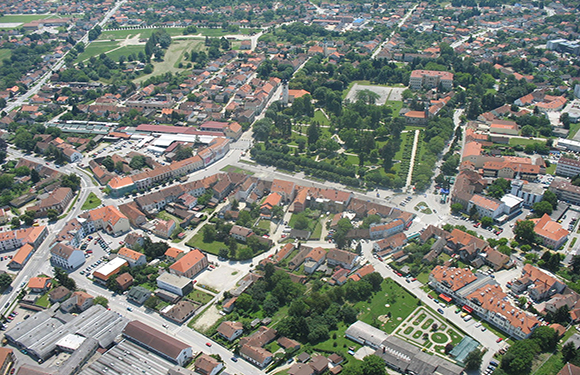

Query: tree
<box><xmin>562</xmin><ymin>342</ymin><xmax>578</xmax><ymax>363</ymax></box>
<box><xmin>30</xmin><ymin>168</ymin><xmax>40</xmax><ymax>183</ymax></box>
<box><xmin>203</xmin><ymin>225</ymin><xmax>216</xmax><ymax>242</ymax></box>
<box><xmin>144</xmin><ymin>296</ymin><xmax>160</xmax><ymax>310</ymax></box>
<box><xmin>445</xmin><ymin>343</ymin><xmax>454</xmax><ymax>354</ymax></box>
<box><xmin>93</xmin><ymin>296</ymin><xmax>109</xmax><ymax>308</ymax></box>
<box><xmin>53</xmin><ymin>267</ymin><xmax>76</xmax><ymax>290</ymax></box>
<box><xmin>21</xmin><ymin>210</ymin><xmax>35</xmax><ymax>226</ymax></box>
<box><xmin>533</xmin><ymin>201</ymin><xmax>553</xmax><ymax>216</ymax></box>
<box><xmin>129</xmin><ymin>155</ymin><xmax>147</xmax><ymax>169</ymax></box>
<box><xmin>174</xmin><ymin>145</ymin><xmax>193</xmax><ymax>161</ymax></box>
<box><xmin>360</xmin><ymin>355</ymin><xmax>386</xmax><ymax>375</ymax></box>
<box><xmin>253</xmin><ymin>118</ymin><xmax>273</xmax><ymax>141</ymax></box>
<box><xmin>115</xmin><ymin>161</ymin><xmax>124</xmax><ymax>173</ymax></box>
<box><xmin>480</xmin><ymin>216</ymin><xmax>493</xmax><ymax>228</ymax></box>
<box><xmin>571</xmin><ymin>255</ymin><xmax>580</xmax><ymax>274</ymax></box>
<box><xmin>356</xmin><ymin>90</ymin><xmax>381</xmax><ymax>105</ymax></box>
<box><xmin>236</xmin><ymin>293</ymin><xmax>253</xmax><ymax>312</ymax></box>
<box><xmin>102</xmin><ymin>156</ymin><xmax>114</xmax><ymax>172</ymax></box>
<box><xmin>501</xmin><ymin>340</ymin><xmax>539</xmax><ymax>375</ymax></box>
<box><xmin>488</xmin><ymin>178</ymin><xmax>510</xmax><ymax>199</ymax></box>
<box><xmin>218</xmin><ymin>248</ymin><xmax>229</xmax><ymax>260</ymax></box>
<box><xmin>465</xmin><ymin>349</ymin><xmax>484</xmax><ymax>370</ymax></box>
<box><xmin>561</xmin><ymin>112</ymin><xmax>571</xmax><ymax>129</ymax></box>
<box><xmin>542</xmin><ymin>190</ymin><xmax>558</xmax><ymax>210</ymax></box>
<box><xmin>47</xmin><ymin>209</ymin><xmax>59</xmax><ymax>222</ymax></box>
<box><xmin>530</xmin><ymin>326</ymin><xmax>559</xmax><ymax>352</ymax></box>
<box><xmin>0</xmin><ymin>273</ymin><xmax>12</xmax><ymax>289</ymax></box>
<box><xmin>10</xmin><ymin>217</ymin><xmax>20</xmax><ymax>228</ymax></box>
<box><xmin>514</xmin><ymin>220</ymin><xmax>536</xmax><ymax>244</ymax></box>
<box><xmin>294</xmin><ymin>213</ymin><xmax>310</xmax><ymax>230</ymax></box>
<box><xmin>451</xmin><ymin>203</ymin><xmax>464</xmax><ymax>213</ymax></box>
<box><xmin>308</xmin><ymin>121</ymin><xmax>320</xmax><ymax>145</ymax></box>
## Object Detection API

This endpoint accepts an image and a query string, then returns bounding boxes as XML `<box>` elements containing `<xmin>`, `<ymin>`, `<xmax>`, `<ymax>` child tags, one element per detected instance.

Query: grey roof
<box><xmin>5</xmin><ymin>305</ymin><xmax>128</xmax><ymax>360</ymax></box>
<box><xmin>127</xmin><ymin>286</ymin><xmax>151</xmax><ymax>304</ymax></box>
<box><xmin>157</xmin><ymin>272</ymin><xmax>193</xmax><ymax>290</ymax></box>
<box><xmin>80</xmin><ymin>340</ymin><xmax>176</xmax><ymax>375</ymax></box>
<box><xmin>344</xmin><ymin>321</ymin><xmax>389</xmax><ymax>349</ymax></box>
<box><xmin>55</xmin><ymin>337</ymin><xmax>98</xmax><ymax>375</ymax></box>
<box><xmin>374</xmin><ymin>335</ymin><xmax>464</xmax><ymax>375</ymax></box>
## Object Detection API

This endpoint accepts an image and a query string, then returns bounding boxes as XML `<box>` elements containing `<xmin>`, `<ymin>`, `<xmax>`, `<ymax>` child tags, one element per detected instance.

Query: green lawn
<box><xmin>99</xmin><ymin>27</ymin><xmax>260</xmax><ymax>41</ymax></box>
<box><xmin>186</xmin><ymin>232</ymin><xmax>226</xmax><ymax>255</ymax></box>
<box><xmin>311</xmin><ymin>220</ymin><xmax>323</xmax><ymax>240</ymax></box>
<box><xmin>81</xmin><ymin>192</ymin><xmax>102</xmax><ymax>210</ymax></box>
<box><xmin>312</xmin><ymin>110</ymin><xmax>330</xmax><ymax>126</ymax></box>
<box><xmin>356</xmin><ymin>278</ymin><xmax>419</xmax><ymax>334</ymax></box>
<box><xmin>568</xmin><ymin>122</ymin><xmax>580</xmax><ymax>140</ymax></box>
<box><xmin>76</xmin><ymin>41</ymin><xmax>119</xmax><ymax>62</ymax></box>
<box><xmin>220</xmin><ymin>165</ymin><xmax>254</xmax><ymax>175</ymax></box>
<box><xmin>314</xmin><ymin>321</ymin><xmax>362</xmax><ymax>363</ymax></box>
<box><xmin>509</xmin><ymin>137</ymin><xmax>545</xmax><ymax>146</ymax></box>
<box><xmin>107</xmin><ymin>45</ymin><xmax>145</xmax><ymax>62</ymax></box>
<box><xmin>384</xmin><ymin>100</ymin><xmax>403</xmax><ymax>117</ymax></box>
<box><xmin>534</xmin><ymin>352</ymin><xmax>564</xmax><ymax>375</ymax></box>
<box><xmin>35</xmin><ymin>293</ymin><xmax>50</xmax><ymax>308</ymax></box>
<box><xmin>187</xmin><ymin>289</ymin><xmax>214</xmax><ymax>304</ymax></box>
<box><xmin>546</xmin><ymin>163</ymin><xmax>556</xmax><ymax>175</ymax></box>
<box><xmin>257</xmin><ymin>219</ymin><xmax>271</xmax><ymax>231</ymax></box>
<box><xmin>0</xmin><ymin>14</ymin><xmax>54</xmax><ymax>23</ymax></box>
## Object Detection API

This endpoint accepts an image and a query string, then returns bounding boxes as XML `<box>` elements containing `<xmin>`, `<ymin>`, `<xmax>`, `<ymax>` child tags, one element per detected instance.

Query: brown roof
<box><xmin>49</xmin><ymin>286</ymin><xmax>70</xmax><ymax>301</ymax></box>
<box><xmin>195</xmin><ymin>354</ymin><xmax>220</xmax><ymax>374</ymax></box>
<box><xmin>217</xmin><ymin>321</ymin><xmax>243</xmax><ymax>338</ymax></box>
<box><xmin>430</xmin><ymin>266</ymin><xmax>477</xmax><ymax>291</ymax></box>
<box><xmin>50</xmin><ymin>243</ymin><xmax>77</xmax><ymax>260</ymax></box>
<box><xmin>123</xmin><ymin>320</ymin><xmax>190</xmax><ymax>360</ymax></box>
<box><xmin>118</xmin><ymin>247</ymin><xmax>145</xmax><ymax>262</ymax></box>
<box><xmin>239</xmin><ymin>326</ymin><xmax>277</xmax><ymax>348</ymax></box>
<box><xmin>558</xmin><ymin>363</ymin><xmax>580</xmax><ymax>375</ymax></box>
<box><xmin>326</xmin><ymin>248</ymin><xmax>356</xmax><ymax>265</ymax></box>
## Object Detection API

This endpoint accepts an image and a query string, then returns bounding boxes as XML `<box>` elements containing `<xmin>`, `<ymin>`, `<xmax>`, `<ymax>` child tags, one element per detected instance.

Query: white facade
<box><xmin>156</xmin><ymin>273</ymin><xmax>192</xmax><ymax>296</ymax></box>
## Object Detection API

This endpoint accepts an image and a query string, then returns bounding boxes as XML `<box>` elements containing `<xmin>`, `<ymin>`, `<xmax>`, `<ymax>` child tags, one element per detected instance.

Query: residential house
<box><xmin>326</xmin><ymin>249</ymin><xmax>357</xmax><ymax>270</ymax></box>
<box><xmin>260</xmin><ymin>192</ymin><xmax>281</xmax><ymax>218</ymax></box>
<box><xmin>79</xmin><ymin>206</ymin><xmax>130</xmax><ymax>237</ymax></box>
<box><xmin>270</xmin><ymin>179</ymin><xmax>296</xmax><ymax>203</ymax></box>
<box><xmin>157</xmin><ymin>272</ymin><xmax>194</xmax><ymax>297</ymax></box>
<box><xmin>511</xmin><ymin>264</ymin><xmax>566</xmax><ymax>302</ymax></box>
<box><xmin>118</xmin><ymin>247</ymin><xmax>147</xmax><ymax>267</ymax></box>
<box><xmin>230</xmin><ymin>225</ymin><xmax>254</xmax><ymax>242</ymax></box>
<box><xmin>27</xmin><ymin>277</ymin><xmax>52</xmax><ymax>293</ymax></box>
<box><xmin>373</xmin><ymin>233</ymin><xmax>407</xmax><ymax>257</ymax></box>
<box><xmin>153</xmin><ymin>219</ymin><xmax>177</xmax><ymax>239</ymax></box>
<box><xmin>169</xmin><ymin>249</ymin><xmax>208</xmax><ymax>278</ymax></box>
<box><xmin>369</xmin><ymin>219</ymin><xmax>405</xmax><ymax>240</ymax></box>
<box><xmin>48</xmin><ymin>286</ymin><xmax>70</xmax><ymax>303</ymax></box>
<box><xmin>28</xmin><ymin>187</ymin><xmax>73</xmax><ymax>217</ymax></box>
<box><xmin>60</xmin><ymin>291</ymin><xmax>94</xmax><ymax>313</ymax></box>
<box><xmin>127</xmin><ymin>286</ymin><xmax>151</xmax><ymax>305</ymax></box>
<box><xmin>194</xmin><ymin>354</ymin><xmax>223</xmax><ymax>375</ymax></box>
<box><xmin>303</xmin><ymin>247</ymin><xmax>327</xmax><ymax>274</ymax></box>
<box><xmin>165</xmin><ymin>247</ymin><xmax>185</xmax><ymax>262</ymax></box>
<box><xmin>118</xmin><ymin>202</ymin><xmax>147</xmax><ymax>227</ymax></box>
<box><xmin>530</xmin><ymin>214</ymin><xmax>570</xmax><ymax>249</ymax></box>
<box><xmin>50</xmin><ymin>242</ymin><xmax>85</xmax><ymax>270</ymax></box>
<box><xmin>216</xmin><ymin>321</ymin><xmax>244</xmax><ymax>342</ymax></box>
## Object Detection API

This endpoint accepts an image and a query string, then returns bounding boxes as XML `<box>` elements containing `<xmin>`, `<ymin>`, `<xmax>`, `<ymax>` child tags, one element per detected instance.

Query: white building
<box><xmin>556</xmin><ymin>157</ymin><xmax>580</xmax><ymax>178</ymax></box>
<box><xmin>50</xmin><ymin>243</ymin><xmax>85</xmax><ymax>270</ymax></box>
<box><xmin>156</xmin><ymin>272</ymin><xmax>193</xmax><ymax>297</ymax></box>
<box><xmin>510</xmin><ymin>180</ymin><xmax>545</xmax><ymax>207</ymax></box>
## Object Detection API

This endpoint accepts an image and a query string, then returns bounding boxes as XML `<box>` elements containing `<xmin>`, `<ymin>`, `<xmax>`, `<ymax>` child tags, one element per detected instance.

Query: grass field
<box><xmin>186</xmin><ymin>232</ymin><xmax>226</xmax><ymax>255</ymax></box>
<box><xmin>220</xmin><ymin>165</ymin><xmax>254</xmax><ymax>175</ymax></box>
<box><xmin>81</xmin><ymin>192</ymin><xmax>102</xmax><ymax>210</ymax></box>
<box><xmin>0</xmin><ymin>14</ymin><xmax>54</xmax><ymax>23</ymax></box>
<box><xmin>107</xmin><ymin>45</ymin><xmax>145</xmax><ymax>62</ymax></box>
<box><xmin>35</xmin><ymin>293</ymin><xmax>50</xmax><ymax>308</ymax></box>
<box><xmin>509</xmin><ymin>137</ymin><xmax>545</xmax><ymax>146</ymax></box>
<box><xmin>99</xmin><ymin>27</ymin><xmax>260</xmax><ymax>41</ymax></box>
<box><xmin>187</xmin><ymin>289</ymin><xmax>214</xmax><ymax>305</ymax></box>
<box><xmin>156</xmin><ymin>210</ymin><xmax>182</xmax><ymax>224</ymax></box>
<box><xmin>356</xmin><ymin>278</ymin><xmax>419</xmax><ymax>334</ymax></box>
<box><xmin>385</xmin><ymin>100</ymin><xmax>403</xmax><ymax>117</ymax></box>
<box><xmin>314</xmin><ymin>321</ymin><xmax>362</xmax><ymax>363</ymax></box>
<box><xmin>568</xmin><ymin>122</ymin><xmax>580</xmax><ymax>140</ymax></box>
<box><xmin>313</xmin><ymin>109</ymin><xmax>330</xmax><ymax>126</ymax></box>
<box><xmin>546</xmin><ymin>163</ymin><xmax>556</xmax><ymax>175</ymax></box>
<box><xmin>76</xmin><ymin>41</ymin><xmax>119</xmax><ymax>62</ymax></box>
<box><xmin>136</xmin><ymin>39</ymin><xmax>204</xmax><ymax>83</ymax></box>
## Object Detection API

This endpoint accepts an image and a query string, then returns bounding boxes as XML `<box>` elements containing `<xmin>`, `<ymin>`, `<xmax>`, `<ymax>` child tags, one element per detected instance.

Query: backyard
<box><xmin>186</xmin><ymin>232</ymin><xmax>226</xmax><ymax>255</ymax></box>
<box><xmin>187</xmin><ymin>289</ymin><xmax>214</xmax><ymax>305</ymax></box>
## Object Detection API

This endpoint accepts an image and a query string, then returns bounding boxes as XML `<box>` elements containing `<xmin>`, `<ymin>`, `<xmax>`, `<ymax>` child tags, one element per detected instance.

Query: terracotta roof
<box><xmin>305</xmin><ymin>247</ymin><xmax>326</xmax><ymax>263</ymax></box>
<box><xmin>118</xmin><ymin>247</ymin><xmax>145</xmax><ymax>262</ymax></box>
<box><xmin>531</xmin><ymin>214</ymin><xmax>569</xmax><ymax>243</ymax></box>
<box><xmin>558</xmin><ymin>363</ymin><xmax>580</xmax><ymax>375</ymax></box>
<box><xmin>170</xmin><ymin>249</ymin><xmax>206</xmax><ymax>274</ymax></box>
<box><xmin>217</xmin><ymin>321</ymin><xmax>243</xmax><ymax>339</ymax></box>
<box><xmin>430</xmin><ymin>266</ymin><xmax>477</xmax><ymax>291</ymax></box>
<box><xmin>165</xmin><ymin>247</ymin><xmax>184</xmax><ymax>259</ymax></box>
<box><xmin>28</xmin><ymin>277</ymin><xmax>51</xmax><ymax>290</ymax></box>
<box><xmin>11</xmin><ymin>243</ymin><xmax>34</xmax><ymax>266</ymax></box>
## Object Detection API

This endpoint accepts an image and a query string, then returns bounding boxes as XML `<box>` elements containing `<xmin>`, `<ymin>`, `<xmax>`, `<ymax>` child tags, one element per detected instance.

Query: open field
<box><xmin>135</xmin><ymin>39</ymin><xmax>204</xmax><ymax>83</ymax></box>
<box><xmin>187</xmin><ymin>289</ymin><xmax>214</xmax><ymax>305</ymax></box>
<box><xmin>508</xmin><ymin>137</ymin><xmax>546</xmax><ymax>146</ymax></box>
<box><xmin>0</xmin><ymin>14</ymin><xmax>55</xmax><ymax>24</ymax></box>
<box><xmin>99</xmin><ymin>27</ymin><xmax>260</xmax><ymax>41</ymax></box>
<box><xmin>75</xmin><ymin>41</ymin><xmax>119</xmax><ymax>62</ymax></box>
<box><xmin>356</xmin><ymin>278</ymin><xmax>419</xmax><ymax>334</ymax></box>
<box><xmin>344</xmin><ymin>83</ymin><xmax>406</xmax><ymax>106</ymax></box>
<box><xmin>107</xmin><ymin>45</ymin><xmax>145</xmax><ymax>62</ymax></box>
<box><xmin>186</xmin><ymin>232</ymin><xmax>226</xmax><ymax>255</ymax></box>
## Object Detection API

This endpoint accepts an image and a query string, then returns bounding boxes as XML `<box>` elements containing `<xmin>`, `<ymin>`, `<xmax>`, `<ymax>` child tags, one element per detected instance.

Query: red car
<box><xmin>206</xmin><ymin>342</ymin><xmax>212</xmax><ymax>347</ymax></box>
<box><xmin>428</xmin><ymin>295</ymin><xmax>434</xmax><ymax>299</ymax></box>
<box><xmin>496</xmin><ymin>338</ymin><xmax>503</xmax><ymax>343</ymax></box>
<box><xmin>473</xmin><ymin>222</ymin><xmax>480</xmax><ymax>228</ymax></box>
<box><xmin>396</xmin><ymin>272</ymin><xmax>402</xmax><ymax>277</ymax></box>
